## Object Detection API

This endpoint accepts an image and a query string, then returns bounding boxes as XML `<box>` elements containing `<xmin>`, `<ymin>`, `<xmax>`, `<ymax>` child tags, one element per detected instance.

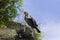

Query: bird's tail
<box><xmin>35</xmin><ymin>27</ymin><xmax>41</xmax><ymax>33</ymax></box>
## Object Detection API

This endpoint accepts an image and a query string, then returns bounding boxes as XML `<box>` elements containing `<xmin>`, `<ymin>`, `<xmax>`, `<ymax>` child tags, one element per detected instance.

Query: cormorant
<box><xmin>24</xmin><ymin>12</ymin><xmax>41</xmax><ymax>33</ymax></box>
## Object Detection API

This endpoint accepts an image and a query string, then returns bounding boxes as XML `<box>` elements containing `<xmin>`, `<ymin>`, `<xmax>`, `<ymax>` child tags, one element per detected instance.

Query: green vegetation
<box><xmin>0</xmin><ymin>0</ymin><xmax>23</xmax><ymax>27</ymax></box>
<box><xmin>34</xmin><ymin>29</ymin><xmax>43</xmax><ymax>40</ymax></box>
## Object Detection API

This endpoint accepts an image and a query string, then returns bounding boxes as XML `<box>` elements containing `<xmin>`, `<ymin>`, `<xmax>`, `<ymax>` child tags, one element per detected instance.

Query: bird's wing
<box><xmin>31</xmin><ymin>17</ymin><xmax>38</xmax><ymax>27</ymax></box>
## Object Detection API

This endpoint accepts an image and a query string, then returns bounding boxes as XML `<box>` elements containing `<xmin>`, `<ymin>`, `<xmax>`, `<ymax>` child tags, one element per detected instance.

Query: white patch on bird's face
<box><xmin>26</xmin><ymin>15</ymin><xmax>31</xmax><ymax>18</ymax></box>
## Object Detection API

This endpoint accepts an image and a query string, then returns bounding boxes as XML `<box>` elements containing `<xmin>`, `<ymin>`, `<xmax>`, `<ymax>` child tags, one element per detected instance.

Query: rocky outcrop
<box><xmin>0</xmin><ymin>21</ymin><xmax>38</xmax><ymax>40</ymax></box>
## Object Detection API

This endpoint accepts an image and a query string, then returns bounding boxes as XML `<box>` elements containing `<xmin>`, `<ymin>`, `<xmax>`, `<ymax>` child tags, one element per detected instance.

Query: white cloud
<box><xmin>41</xmin><ymin>20</ymin><xmax>60</xmax><ymax>40</ymax></box>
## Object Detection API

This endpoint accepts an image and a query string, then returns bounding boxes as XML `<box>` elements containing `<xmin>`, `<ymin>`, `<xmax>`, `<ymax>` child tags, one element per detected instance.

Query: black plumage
<box><xmin>24</xmin><ymin>16</ymin><xmax>41</xmax><ymax>33</ymax></box>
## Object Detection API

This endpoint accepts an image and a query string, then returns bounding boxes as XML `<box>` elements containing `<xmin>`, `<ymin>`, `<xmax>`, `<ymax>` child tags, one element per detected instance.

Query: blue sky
<box><xmin>23</xmin><ymin>0</ymin><xmax>60</xmax><ymax>40</ymax></box>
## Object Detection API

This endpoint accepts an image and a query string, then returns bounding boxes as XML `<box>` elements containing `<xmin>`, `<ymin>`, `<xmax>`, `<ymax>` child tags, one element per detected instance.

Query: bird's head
<box><xmin>24</xmin><ymin>12</ymin><xmax>28</xmax><ymax>17</ymax></box>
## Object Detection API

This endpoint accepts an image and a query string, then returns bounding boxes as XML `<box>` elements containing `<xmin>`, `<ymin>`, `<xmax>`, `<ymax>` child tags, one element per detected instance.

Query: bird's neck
<box><xmin>25</xmin><ymin>15</ymin><xmax>31</xmax><ymax>18</ymax></box>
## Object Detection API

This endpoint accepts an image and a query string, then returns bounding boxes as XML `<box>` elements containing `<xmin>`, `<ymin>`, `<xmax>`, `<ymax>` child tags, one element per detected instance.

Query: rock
<box><xmin>6</xmin><ymin>21</ymin><xmax>25</xmax><ymax>31</ymax></box>
<box><xmin>0</xmin><ymin>28</ymin><xmax>17</xmax><ymax>40</ymax></box>
<box><xmin>0</xmin><ymin>21</ymin><xmax>39</xmax><ymax>40</ymax></box>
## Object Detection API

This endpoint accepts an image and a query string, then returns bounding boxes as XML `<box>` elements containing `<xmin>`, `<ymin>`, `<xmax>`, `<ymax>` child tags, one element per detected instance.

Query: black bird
<box><xmin>24</xmin><ymin>12</ymin><xmax>41</xmax><ymax>33</ymax></box>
